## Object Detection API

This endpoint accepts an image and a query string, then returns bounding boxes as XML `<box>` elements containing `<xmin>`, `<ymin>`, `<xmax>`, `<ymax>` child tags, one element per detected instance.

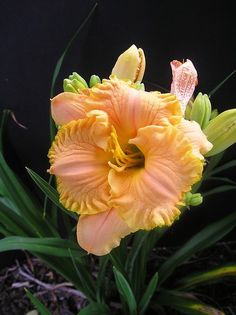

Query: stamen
<box><xmin>108</xmin><ymin>126</ymin><xmax>144</xmax><ymax>171</ymax></box>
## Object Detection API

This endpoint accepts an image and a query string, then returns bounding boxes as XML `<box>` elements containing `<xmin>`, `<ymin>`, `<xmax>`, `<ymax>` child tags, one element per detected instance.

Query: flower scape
<box><xmin>48</xmin><ymin>45</ymin><xmax>217</xmax><ymax>256</ymax></box>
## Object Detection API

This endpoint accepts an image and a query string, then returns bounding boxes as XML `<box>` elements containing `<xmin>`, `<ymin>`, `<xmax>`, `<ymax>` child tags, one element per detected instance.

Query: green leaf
<box><xmin>96</xmin><ymin>256</ymin><xmax>109</xmax><ymax>303</ymax></box>
<box><xmin>0</xmin><ymin>201</ymin><xmax>32</xmax><ymax>236</ymax></box>
<box><xmin>68</xmin><ymin>248</ymin><xmax>96</xmax><ymax>302</ymax></box>
<box><xmin>25</xmin><ymin>289</ymin><xmax>52</xmax><ymax>315</ymax></box>
<box><xmin>125</xmin><ymin>231</ymin><xmax>149</xmax><ymax>276</ymax></box>
<box><xmin>26</xmin><ymin>168</ymin><xmax>77</xmax><ymax>220</ymax></box>
<box><xmin>0</xmin><ymin>153</ymin><xmax>57</xmax><ymax>237</ymax></box>
<box><xmin>0</xmin><ymin>236</ymin><xmax>86</xmax><ymax>258</ymax></box>
<box><xmin>209</xmin><ymin>159</ymin><xmax>236</xmax><ymax>176</ymax></box>
<box><xmin>158</xmin><ymin>210</ymin><xmax>236</xmax><ymax>286</ymax></box>
<box><xmin>139</xmin><ymin>272</ymin><xmax>158</xmax><ymax>315</ymax></box>
<box><xmin>203</xmin><ymin>185</ymin><xmax>236</xmax><ymax>197</ymax></box>
<box><xmin>50</xmin><ymin>2</ymin><xmax>98</xmax><ymax>98</ymax></box>
<box><xmin>208</xmin><ymin>69</ymin><xmax>236</xmax><ymax>98</ymax></box>
<box><xmin>206</xmin><ymin>176</ymin><xmax>236</xmax><ymax>185</ymax></box>
<box><xmin>177</xmin><ymin>263</ymin><xmax>236</xmax><ymax>289</ymax></box>
<box><xmin>113</xmin><ymin>266</ymin><xmax>137</xmax><ymax>315</ymax></box>
<box><xmin>78</xmin><ymin>302</ymin><xmax>110</xmax><ymax>315</ymax></box>
<box><xmin>157</xmin><ymin>290</ymin><xmax>224</xmax><ymax>315</ymax></box>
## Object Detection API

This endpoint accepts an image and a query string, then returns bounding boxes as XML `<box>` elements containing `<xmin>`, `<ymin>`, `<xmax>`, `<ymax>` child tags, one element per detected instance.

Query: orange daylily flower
<box><xmin>48</xmin><ymin>52</ymin><xmax>212</xmax><ymax>256</ymax></box>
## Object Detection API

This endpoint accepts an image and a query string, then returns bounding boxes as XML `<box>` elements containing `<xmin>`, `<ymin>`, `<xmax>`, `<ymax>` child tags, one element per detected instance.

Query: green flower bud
<box><xmin>63</xmin><ymin>72</ymin><xmax>88</xmax><ymax>93</ymax></box>
<box><xmin>184</xmin><ymin>192</ymin><xmax>203</xmax><ymax>207</ymax></box>
<box><xmin>190</xmin><ymin>93</ymin><xmax>212</xmax><ymax>129</ymax></box>
<box><xmin>204</xmin><ymin>109</ymin><xmax>236</xmax><ymax>157</ymax></box>
<box><xmin>133</xmin><ymin>81</ymin><xmax>145</xmax><ymax>90</ymax></box>
<box><xmin>68</xmin><ymin>72</ymin><xmax>88</xmax><ymax>88</ymax></box>
<box><xmin>89</xmin><ymin>75</ymin><xmax>101</xmax><ymax>87</ymax></box>
<box><xmin>184</xmin><ymin>99</ymin><xmax>193</xmax><ymax>120</ymax></box>
<box><xmin>210</xmin><ymin>108</ymin><xmax>218</xmax><ymax>120</ymax></box>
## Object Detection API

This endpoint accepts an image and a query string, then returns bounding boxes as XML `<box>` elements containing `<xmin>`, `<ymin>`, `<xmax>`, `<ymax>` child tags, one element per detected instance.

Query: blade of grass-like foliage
<box><xmin>177</xmin><ymin>263</ymin><xmax>236</xmax><ymax>289</ymax></box>
<box><xmin>0</xmin><ymin>202</ymin><xmax>30</xmax><ymax>236</ymax></box>
<box><xmin>206</xmin><ymin>176</ymin><xmax>236</xmax><ymax>185</ymax></box>
<box><xmin>26</xmin><ymin>167</ymin><xmax>77</xmax><ymax>220</ymax></box>
<box><xmin>25</xmin><ymin>289</ymin><xmax>52</xmax><ymax>315</ymax></box>
<box><xmin>78</xmin><ymin>302</ymin><xmax>110</xmax><ymax>315</ymax></box>
<box><xmin>50</xmin><ymin>2</ymin><xmax>98</xmax><ymax>98</ymax></box>
<box><xmin>0</xmin><ymin>236</ymin><xmax>86</xmax><ymax>259</ymax></box>
<box><xmin>158</xmin><ymin>210</ymin><xmax>236</xmax><ymax>286</ymax></box>
<box><xmin>125</xmin><ymin>231</ymin><xmax>149</xmax><ymax>276</ymax></box>
<box><xmin>156</xmin><ymin>290</ymin><xmax>224</xmax><ymax>315</ymax></box>
<box><xmin>130</xmin><ymin>228</ymin><xmax>166</xmax><ymax>299</ymax></box>
<box><xmin>208</xmin><ymin>69</ymin><xmax>236</xmax><ymax>98</ymax></box>
<box><xmin>202</xmin><ymin>185</ymin><xmax>236</xmax><ymax>197</ymax></box>
<box><xmin>208</xmin><ymin>160</ymin><xmax>236</xmax><ymax>176</ymax></box>
<box><xmin>49</xmin><ymin>2</ymin><xmax>98</xmax><ymax>140</ymax></box>
<box><xmin>138</xmin><ymin>272</ymin><xmax>158</xmax><ymax>315</ymax></box>
<box><xmin>68</xmin><ymin>248</ymin><xmax>96</xmax><ymax>302</ymax></box>
<box><xmin>113</xmin><ymin>266</ymin><xmax>137</xmax><ymax>315</ymax></box>
<box><xmin>96</xmin><ymin>256</ymin><xmax>109</xmax><ymax>303</ymax></box>
<box><xmin>0</xmin><ymin>153</ymin><xmax>57</xmax><ymax>237</ymax></box>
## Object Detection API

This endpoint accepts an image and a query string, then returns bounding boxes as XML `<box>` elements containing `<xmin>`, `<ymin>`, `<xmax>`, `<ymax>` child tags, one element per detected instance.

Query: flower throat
<box><xmin>108</xmin><ymin>126</ymin><xmax>144</xmax><ymax>172</ymax></box>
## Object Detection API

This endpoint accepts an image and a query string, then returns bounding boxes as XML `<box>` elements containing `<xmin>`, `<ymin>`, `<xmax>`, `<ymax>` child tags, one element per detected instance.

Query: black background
<box><xmin>0</xmin><ymin>0</ymin><xmax>235</xmax><ymax>245</ymax></box>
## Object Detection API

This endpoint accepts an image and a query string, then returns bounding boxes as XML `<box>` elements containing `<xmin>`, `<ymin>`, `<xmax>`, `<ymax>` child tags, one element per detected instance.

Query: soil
<box><xmin>0</xmin><ymin>253</ymin><xmax>87</xmax><ymax>315</ymax></box>
<box><xmin>0</xmin><ymin>242</ymin><xmax>235</xmax><ymax>315</ymax></box>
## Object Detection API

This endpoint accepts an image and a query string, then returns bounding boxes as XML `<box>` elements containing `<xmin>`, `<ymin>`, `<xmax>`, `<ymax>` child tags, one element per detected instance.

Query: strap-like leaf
<box><xmin>158</xmin><ymin>210</ymin><xmax>236</xmax><ymax>285</ymax></box>
<box><xmin>209</xmin><ymin>159</ymin><xmax>236</xmax><ymax>176</ymax></box>
<box><xmin>25</xmin><ymin>288</ymin><xmax>52</xmax><ymax>315</ymax></box>
<box><xmin>26</xmin><ymin>167</ymin><xmax>77</xmax><ymax>220</ymax></box>
<box><xmin>78</xmin><ymin>302</ymin><xmax>110</xmax><ymax>315</ymax></box>
<box><xmin>203</xmin><ymin>185</ymin><xmax>236</xmax><ymax>197</ymax></box>
<box><xmin>139</xmin><ymin>272</ymin><xmax>158</xmax><ymax>315</ymax></box>
<box><xmin>0</xmin><ymin>236</ymin><xmax>86</xmax><ymax>258</ymax></box>
<box><xmin>177</xmin><ymin>263</ymin><xmax>236</xmax><ymax>289</ymax></box>
<box><xmin>157</xmin><ymin>290</ymin><xmax>224</xmax><ymax>315</ymax></box>
<box><xmin>113</xmin><ymin>266</ymin><xmax>137</xmax><ymax>315</ymax></box>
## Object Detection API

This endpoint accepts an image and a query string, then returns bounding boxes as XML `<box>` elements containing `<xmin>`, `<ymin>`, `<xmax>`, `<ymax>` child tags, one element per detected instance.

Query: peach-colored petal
<box><xmin>179</xmin><ymin>119</ymin><xmax>213</xmax><ymax>159</ymax></box>
<box><xmin>84</xmin><ymin>78</ymin><xmax>182</xmax><ymax>145</ymax></box>
<box><xmin>51</xmin><ymin>92</ymin><xmax>87</xmax><ymax>125</ymax></box>
<box><xmin>109</xmin><ymin>125</ymin><xmax>203</xmax><ymax>230</ymax></box>
<box><xmin>170</xmin><ymin>59</ymin><xmax>198</xmax><ymax>114</ymax></box>
<box><xmin>77</xmin><ymin>208</ymin><xmax>133</xmax><ymax>256</ymax></box>
<box><xmin>48</xmin><ymin>111</ymin><xmax>112</xmax><ymax>214</ymax></box>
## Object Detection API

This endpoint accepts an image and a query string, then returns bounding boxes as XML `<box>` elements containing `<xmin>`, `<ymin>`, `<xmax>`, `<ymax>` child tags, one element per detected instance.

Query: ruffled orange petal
<box><xmin>179</xmin><ymin>119</ymin><xmax>213</xmax><ymax>159</ymax></box>
<box><xmin>77</xmin><ymin>208</ymin><xmax>133</xmax><ymax>256</ymax></box>
<box><xmin>109</xmin><ymin>125</ymin><xmax>203</xmax><ymax>230</ymax></box>
<box><xmin>48</xmin><ymin>110</ymin><xmax>112</xmax><ymax>214</ymax></box>
<box><xmin>51</xmin><ymin>92</ymin><xmax>87</xmax><ymax>125</ymax></box>
<box><xmin>84</xmin><ymin>78</ymin><xmax>182</xmax><ymax>145</ymax></box>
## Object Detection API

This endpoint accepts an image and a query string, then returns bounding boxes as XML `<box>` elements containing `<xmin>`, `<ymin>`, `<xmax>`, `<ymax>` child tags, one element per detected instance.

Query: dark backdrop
<box><xmin>0</xmin><ymin>0</ymin><xmax>235</xmax><ymax>245</ymax></box>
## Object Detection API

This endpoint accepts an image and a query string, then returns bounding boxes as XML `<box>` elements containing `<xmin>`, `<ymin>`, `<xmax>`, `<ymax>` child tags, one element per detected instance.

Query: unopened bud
<box><xmin>184</xmin><ymin>192</ymin><xmax>203</xmax><ymax>207</ymax></box>
<box><xmin>111</xmin><ymin>45</ymin><xmax>146</xmax><ymax>82</ymax></box>
<box><xmin>63</xmin><ymin>72</ymin><xmax>88</xmax><ymax>93</ymax></box>
<box><xmin>210</xmin><ymin>108</ymin><xmax>218</xmax><ymax>120</ymax></box>
<box><xmin>132</xmin><ymin>81</ymin><xmax>145</xmax><ymax>90</ymax></box>
<box><xmin>184</xmin><ymin>99</ymin><xmax>194</xmax><ymax>120</ymax></box>
<box><xmin>190</xmin><ymin>93</ymin><xmax>212</xmax><ymax>129</ymax></box>
<box><xmin>204</xmin><ymin>109</ymin><xmax>236</xmax><ymax>156</ymax></box>
<box><xmin>89</xmin><ymin>75</ymin><xmax>101</xmax><ymax>87</ymax></box>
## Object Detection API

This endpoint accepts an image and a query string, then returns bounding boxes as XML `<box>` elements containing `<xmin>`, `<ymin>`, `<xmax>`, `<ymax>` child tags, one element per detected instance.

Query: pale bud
<box><xmin>89</xmin><ymin>75</ymin><xmax>101</xmax><ymax>87</ymax></box>
<box><xmin>204</xmin><ymin>109</ymin><xmax>236</xmax><ymax>156</ymax></box>
<box><xmin>63</xmin><ymin>72</ymin><xmax>88</xmax><ymax>93</ymax></box>
<box><xmin>111</xmin><ymin>45</ymin><xmax>146</xmax><ymax>82</ymax></box>
<box><xmin>184</xmin><ymin>192</ymin><xmax>203</xmax><ymax>207</ymax></box>
<box><xmin>190</xmin><ymin>93</ymin><xmax>212</xmax><ymax>129</ymax></box>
